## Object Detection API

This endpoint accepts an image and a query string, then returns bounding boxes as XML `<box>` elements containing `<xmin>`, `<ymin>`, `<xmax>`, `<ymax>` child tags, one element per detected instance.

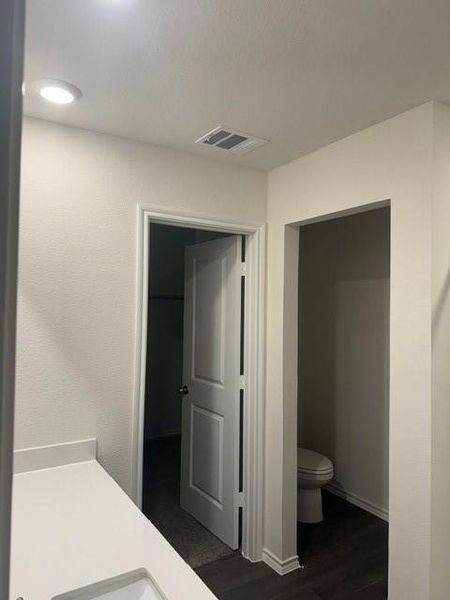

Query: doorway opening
<box><xmin>132</xmin><ymin>207</ymin><xmax>265</xmax><ymax>569</ymax></box>
<box><xmin>144</xmin><ymin>223</ymin><xmax>237</xmax><ymax>567</ymax></box>
<box><xmin>296</xmin><ymin>206</ymin><xmax>390</xmax><ymax>595</ymax></box>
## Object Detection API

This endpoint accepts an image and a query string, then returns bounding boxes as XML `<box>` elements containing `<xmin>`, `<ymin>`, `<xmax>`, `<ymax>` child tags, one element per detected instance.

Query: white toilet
<box><xmin>297</xmin><ymin>448</ymin><xmax>334</xmax><ymax>524</ymax></box>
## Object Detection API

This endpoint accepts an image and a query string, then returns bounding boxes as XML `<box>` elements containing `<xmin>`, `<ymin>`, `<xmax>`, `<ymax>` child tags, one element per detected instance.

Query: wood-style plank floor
<box><xmin>196</xmin><ymin>492</ymin><xmax>388</xmax><ymax>599</ymax></box>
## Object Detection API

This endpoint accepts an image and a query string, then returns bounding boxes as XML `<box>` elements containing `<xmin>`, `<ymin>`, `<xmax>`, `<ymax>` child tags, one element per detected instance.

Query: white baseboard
<box><xmin>14</xmin><ymin>439</ymin><xmax>97</xmax><ymax>474</ymax></box>
<box><xmin>242</xmin><ymin>553</ymin><xmax>262</xmax><ymax>564</ymax></box>
<box><xmin>262</xmin><ymin>548</ymin><xmax>301</xmax><ymax>575</ymax></box>
<box><xmin>326</xmin><ymin>482</ymin><xmax>389</xmax><ymax>522</ymax></box>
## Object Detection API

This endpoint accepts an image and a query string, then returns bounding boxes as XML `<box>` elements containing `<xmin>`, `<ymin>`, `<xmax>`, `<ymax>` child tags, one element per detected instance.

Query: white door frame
<box><xmin>131</xmin><ymin>204</ymin><xmax>266</xmax><ymax>562</ymax></box>
<box><xmin>289</xmin><ymin>201</ymin><xmax>391</xmax><ymax>561</ymax></box>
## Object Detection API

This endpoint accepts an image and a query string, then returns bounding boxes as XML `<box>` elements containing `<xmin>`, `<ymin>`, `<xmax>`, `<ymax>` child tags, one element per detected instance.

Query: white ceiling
<box><xmin>24</xmin><ymin>0</ymin><xmax>450</xmax><ymax>170</ymax></box>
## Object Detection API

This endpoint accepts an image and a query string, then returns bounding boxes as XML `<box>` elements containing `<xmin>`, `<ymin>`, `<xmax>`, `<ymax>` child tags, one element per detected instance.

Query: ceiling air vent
<box><xmin>195</xmin><ymin>126</ymin><xmax>268</xmax><ymax>155</ymax></box>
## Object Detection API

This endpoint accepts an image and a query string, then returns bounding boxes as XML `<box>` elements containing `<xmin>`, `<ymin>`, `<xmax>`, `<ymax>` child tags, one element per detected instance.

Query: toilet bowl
<box><xmin>297</xmin><ymin>448</ymin><xmax>334</xmax><ymax>524</ymax></box>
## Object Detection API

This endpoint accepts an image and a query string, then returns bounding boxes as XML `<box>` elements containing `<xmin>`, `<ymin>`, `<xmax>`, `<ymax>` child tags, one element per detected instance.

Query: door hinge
<box><xmin>240</xmin><ymin>375</ymin><xmax>246</xmax><ymax>390</ymax></box>
<box><xmin>241</xmin><ymin>262</ymin><xmax>246</xmax><ymax>276</ymax></box>
<box><xmin>235</xmin><ymin>491</ymin><xmax>244</xmax><ymax>507</ymax></box>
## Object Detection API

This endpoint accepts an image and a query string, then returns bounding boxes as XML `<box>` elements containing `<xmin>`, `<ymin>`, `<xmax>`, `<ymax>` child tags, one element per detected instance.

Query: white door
<box><xmin>180</xmin><ymin>235</ymin><xmax>241</xmax><ymax>549</ymax></box>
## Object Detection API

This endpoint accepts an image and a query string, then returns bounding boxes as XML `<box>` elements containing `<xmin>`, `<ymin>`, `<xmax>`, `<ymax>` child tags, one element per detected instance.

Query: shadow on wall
<box><xmin>432</xmin><ymin>265</ymin><xmax>450</xmax><ymax>336</ymax></box>
<box><xmin>298</xmin><ymin>207</ymin><xmax>390</xmax><ymax>518</ymax></box>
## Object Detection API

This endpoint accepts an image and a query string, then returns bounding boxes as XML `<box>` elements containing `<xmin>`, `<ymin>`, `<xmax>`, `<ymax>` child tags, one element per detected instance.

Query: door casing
<box><xmin>132</xmin><ymin>205</ymin><xmax>266</xmax><ymax>562</ymax></box>
<box><xmin>0</xmin><ymin>1</ymin><xmax>25</xmax><ymax>597</ymax></box>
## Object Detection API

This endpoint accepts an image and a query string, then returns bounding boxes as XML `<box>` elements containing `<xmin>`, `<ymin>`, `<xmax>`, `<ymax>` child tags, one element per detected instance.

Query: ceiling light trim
<box><xmin>31</xmin><ymin>78</ymin><xmax>82</xmax><ymax>104</ymax></box>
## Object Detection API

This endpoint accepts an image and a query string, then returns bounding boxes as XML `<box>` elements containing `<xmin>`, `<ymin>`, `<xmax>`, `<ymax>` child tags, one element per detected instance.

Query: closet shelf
<box><xmin>149</xmin><ymin>294</ymin><xmax>184</xmax><ymax>300</ymax></box>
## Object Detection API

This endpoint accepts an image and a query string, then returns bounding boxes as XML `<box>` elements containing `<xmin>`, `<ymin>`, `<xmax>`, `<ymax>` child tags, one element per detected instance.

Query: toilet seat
<box><xmin>297</xmin><ymin>448</ymin><xmax>333</xmax><ymax>477</ymax></box>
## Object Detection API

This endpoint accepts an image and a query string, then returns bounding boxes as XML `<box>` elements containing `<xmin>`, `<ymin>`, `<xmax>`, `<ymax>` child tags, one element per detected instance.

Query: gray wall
<box><xmin>298</xmin><ymin>207</ymin><xmax>390</xmax><ymax>516</ymax></box>
<box><xmin>0</xmin><ymin>1</ymin><xmax>24</xmax><ymax>595</ymax></box>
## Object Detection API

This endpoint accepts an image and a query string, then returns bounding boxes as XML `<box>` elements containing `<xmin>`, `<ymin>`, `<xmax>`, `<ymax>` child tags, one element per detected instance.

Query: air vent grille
<box><xmin>204</xmin><ymin>129</ymin><xmax>231</xmax><ymax>145</ymax></box>
<box><xmin>216</xmin><ymin>134</ymin><xmax>247</xmax><ymax>150</ymax></box>
<box><xmin>196</xmin><ymin>126</ymin><xmax>268</xmax><ymax>155</ymax></box>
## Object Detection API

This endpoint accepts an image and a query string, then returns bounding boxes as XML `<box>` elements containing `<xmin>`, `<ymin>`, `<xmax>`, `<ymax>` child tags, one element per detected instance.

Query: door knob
<box><xmin>178</xmin><ymin>384</ymin><xmax>189</xmax><ymax>395</ymax></box>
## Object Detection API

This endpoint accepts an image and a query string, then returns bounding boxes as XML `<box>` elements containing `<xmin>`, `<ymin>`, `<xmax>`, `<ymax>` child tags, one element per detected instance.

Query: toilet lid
<box><xmin>297</xmin><ymin>448</ymin><xmax>333</xmax><ymax>474</ymax></box>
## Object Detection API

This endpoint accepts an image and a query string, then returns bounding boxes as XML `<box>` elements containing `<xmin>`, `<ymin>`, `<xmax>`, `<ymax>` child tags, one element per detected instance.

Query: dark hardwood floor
<box><xmin>196</xmin><ymin>492</ymin><xmax>388</xmax><ymax>599</ymax></box>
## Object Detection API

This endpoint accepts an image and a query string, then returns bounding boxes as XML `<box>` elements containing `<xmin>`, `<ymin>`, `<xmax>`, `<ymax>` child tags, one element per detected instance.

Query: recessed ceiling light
<box><xmin>32</xmin><ymin>79</ymin><xmax>82</xmax><ymax>105</ymax></box>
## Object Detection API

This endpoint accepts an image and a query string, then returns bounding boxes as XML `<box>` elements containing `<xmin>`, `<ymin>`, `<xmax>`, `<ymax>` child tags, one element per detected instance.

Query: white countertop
<box><xmin>10</xmin><ymin>460</ymin><xmax>218</xmax><ymax>600</ymax></box>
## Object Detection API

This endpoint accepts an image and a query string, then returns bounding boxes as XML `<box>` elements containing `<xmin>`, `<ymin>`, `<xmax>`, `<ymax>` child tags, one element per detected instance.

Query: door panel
<box><xmin>192</xmin><ymin>256</ymin><xmax>226</xmax><ymax>385</ymax></box>
<box><xmin>180</xmin><ymin>236</ymin><xmax>241</xmax><ymax>548</ymax></box>
<box><xmin>191</xmin><ymin>405</ymin><xmax>223</xmax><ymax>505</ymax></box>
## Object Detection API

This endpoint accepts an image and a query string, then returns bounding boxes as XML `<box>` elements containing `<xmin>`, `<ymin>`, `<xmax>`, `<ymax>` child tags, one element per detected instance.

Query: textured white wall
<box><xmin>17</xmin><ymin>106</ymin><xmax>449</xmax><ymax>597</ymax></box>
<box><xmin>15</xmin><ymin>117</ymin><xmax>267</xmax><ymax>495</ymax></box>
<box><xmin>298</xmin><ymin>209</ymin><xmax>390</xmax><ymax>517</ymax></box>
<box><xmin>267</xmin><ymin>103</ymin><xmax>433</xmax><ymax>599</ymax></box>
<box><xmin>431</xmin><ymin>102</ymin><xmax>450</xmax><ymax>600</ymax></box>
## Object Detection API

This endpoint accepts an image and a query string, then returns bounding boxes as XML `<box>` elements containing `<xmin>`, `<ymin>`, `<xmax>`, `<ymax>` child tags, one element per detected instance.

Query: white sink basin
<box><xmin>52</xmin><ymin>569</ymin><xmax>166</xmax><ymax>600</ymax></box>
